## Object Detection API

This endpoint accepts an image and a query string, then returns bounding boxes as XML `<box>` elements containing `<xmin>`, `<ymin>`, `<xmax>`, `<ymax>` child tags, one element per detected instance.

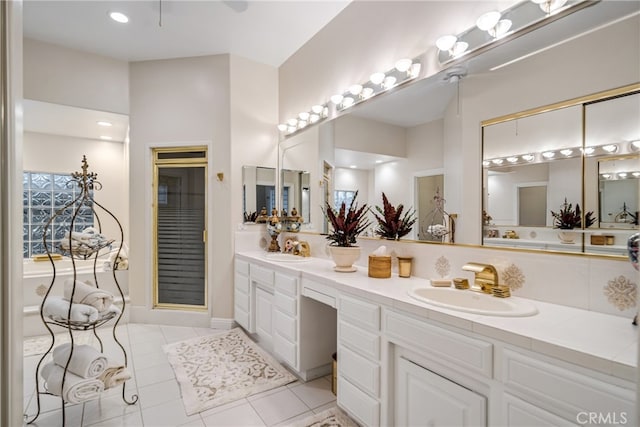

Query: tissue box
<box><xmin>368</xmin><ymin>255</ymin><xmax>391</xmax><ymax>278</ymax></box>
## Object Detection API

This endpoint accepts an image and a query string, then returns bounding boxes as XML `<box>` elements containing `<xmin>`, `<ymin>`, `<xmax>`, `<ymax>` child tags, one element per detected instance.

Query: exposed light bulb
<box><xmin>277</xmin><ymin>124</ymin><xmax>287</xmax><ymax>131</ymax></box>
<box><xmin>632</xmin><ymin>140</ymin><xmax>640</xmax><ymax>150</ymax></box>
<box><xmin>476</xmin><ymin>11</ymin><xmax>501</xmax><ymax>31</ymax></box>
<box><xmin>409</xmin><ymin>62</ymin><xmax>422</xmax><ymax>78</ymax></box>
<box><xmin>542</xmin><ymin>151</ymin><xmax>555</xmax><ymax>159</ymax></box>
<box><xmin>97</xmin><ymin>121</ymin><xmax>112</xmax><ymax>127</ymax></box>
<box><xmin>632</xmin><ymin>172</ymin><xmax>640</xmax><ymax>177</ymax></box>
<box><xmin>560</xmin><ymin>149</ymin><xmax>573</xmax><ymax>156</ymax></box>
<box><xmin>536</xmin><ymin>0</ymin><xmax>568</xmax><ymax>14</ymax></box>
<box><xmin>287</xmin><ymin>126</ymin><xmax>296</xmax><ymax>134</ymax></box>
<box><xmin>482</xmin><ymin>160</ymin><xmax>490</xmax><ymax>167</ymax></box>
<box><xmin>109</xmin><ymin>11</ymin><xmax>129</xmax><ymax>23</ymax></box>
<box><xmin>349</xmin><ymin>84</ymin><xmax>363</xmax><ymax>95</ymax></box>
<box><xmin>361</xmin><ymin>87</ymin><xmax>375</xmax><ymax>99</ymax></box>
<box><xmin>601</xmin><ymin>173</ymin><xmax>611</xmax><ymax>179</ymax></box>
<box><xmin>507</xmin><ymin>157</ymin><xmax>519</xmax><ymax>163</ymax></box>
<box><xmin>298</xmin><ymin>121</ymin><xmax>308</xmax><ymax>129</ymax></box>
<box><xmin>602</xmin><ymin>144</ymin><xmax>618</xmax><ymax>153</ymax></box>
<box><xmin>522</xmin><ymin>154</ymin><xmax>535</xmax><ymax>162</ymax></box>
<box><xmin>618</xmin><ymin>172</ymin><xmax>628</xmax><ymax>178</ymax></box>
<box><xmin>298</xmin><ymin>112</ymin><xmax>310</xmax><ymax>121</ymax></box>
<box><xmin>330</xmin><ymin>94</ymin><xmax>344</xmax><ymax>105</ymax></box>
<box><xmin>492</xmin><ymin>159</ymin><xmax>504</xmax><ymax>165</ymax></box>
<box><xmin>436</xmin><ymin>35</ymin><xmax>457</xmax><ymax>51</ymax></box>
<box><xmin>488</xmin><ymin>19</ymin><xmax>512</xmax><ymax>38</ymax></box>
<box><xmin>370</xmin><ymin>72</ymin><xmax>386</xmax><ymax>85</ymax></box>
<box><xmin>451</xmin><ymin>41</ymin><xmax>469</xmax><ymax>57</ymax></box>
<box><xmin>311</xmin><ymin>104</ymin><xmax>324</xmax><ymax>114</ymax></box>
<box><xmin>383</xmin><ymin>76</ymin><xmax>397</xmax><ymax>89</ymax></box>
<box><xmin>395</xmin><ymin>58</ymin><xmax>413</xmax><ymax>73</ymax></box>
<box><xmin>287</xmin><ymin>118</ymin><xmax>298</xmax><ymax>127</ymax></box>
<box><xmin>341</xmin><ymin>97</ymin><xmax>355</xmax><ymax>108</ymax></box>
<box><xmin>583</xmin><ymin>147</ymin><xmax>595</xmax><ymax>155</ymax></box>
<box><xmin>309</xmin><ymin>114</ymin><xmax>320</xmax><ymax>123</ymax></box>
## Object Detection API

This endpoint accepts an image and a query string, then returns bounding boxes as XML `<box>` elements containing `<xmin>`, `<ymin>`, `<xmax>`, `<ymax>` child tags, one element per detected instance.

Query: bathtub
<box><xmin>23</xmin><ymin>249</ymin><xmax>130</xmax><ymax>337</ymax></box>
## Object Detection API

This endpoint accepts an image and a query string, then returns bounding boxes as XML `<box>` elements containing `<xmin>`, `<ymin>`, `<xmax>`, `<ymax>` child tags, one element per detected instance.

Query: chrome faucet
<box><xmin>462</xmin><ymin>262</ymin><xmax>498</xmax><ymax>294</ymax></box>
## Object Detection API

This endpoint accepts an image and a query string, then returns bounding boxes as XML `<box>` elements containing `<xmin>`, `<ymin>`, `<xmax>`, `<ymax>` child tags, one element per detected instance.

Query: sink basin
<box><xmin>408</xmin><ymin>286</ymin><xmax>538</xmax><ymax>317</ymax></box>
<box><xmin>263</xmin><ymin>253</ymin><xmax>311</xmax><ymax>263</ymax></box>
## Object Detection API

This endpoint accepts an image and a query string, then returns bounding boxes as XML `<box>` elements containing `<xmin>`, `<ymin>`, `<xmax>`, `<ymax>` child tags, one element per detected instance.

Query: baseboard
<box><xmin>210</xmin><ymin>317</ymin><xmax>236</xmax><ymax>330</ymax></box>
<box><xmin>129</xmin><ymin>305</ymin><xmax>210</xmax><ymax>327</ymax></box>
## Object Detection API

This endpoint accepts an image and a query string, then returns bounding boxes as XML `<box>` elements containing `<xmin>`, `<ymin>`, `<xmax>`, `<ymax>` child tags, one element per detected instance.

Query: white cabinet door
<box><xmin>255</xmin><ymin>286</ymin><xmax>274</xmax><ymax>348</ymax></box>
<box><xmin>395</xmin><ymin>357</ymin><xmax>486</xmax><ymax>427</ymax></box>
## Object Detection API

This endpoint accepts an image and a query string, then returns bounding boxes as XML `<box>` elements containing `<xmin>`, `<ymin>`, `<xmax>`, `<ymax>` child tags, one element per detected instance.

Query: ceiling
<box><xmin>23</xmin><ymin>0</ymin><xmax>351</xmax><ymax>66</ymax></box>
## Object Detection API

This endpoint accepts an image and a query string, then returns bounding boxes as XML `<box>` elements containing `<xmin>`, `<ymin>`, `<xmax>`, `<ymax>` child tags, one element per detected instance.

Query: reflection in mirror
<box><xmin>483</xmin><ymin>86</ymin><xmax>640</xmax><ymax>256</ymax></box>
<box><xmin>242</xmin><ymin>166</ymin><xmax>275</xmax><ymax>222</ymax></box>
<box><xmin>281</xmin><ymin>169</ymin><xmax>311</xmax><ymax>223</ymax></box>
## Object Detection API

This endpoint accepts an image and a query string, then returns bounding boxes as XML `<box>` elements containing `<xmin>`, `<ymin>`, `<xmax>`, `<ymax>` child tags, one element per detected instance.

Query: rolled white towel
<box><xmin>43</xmin><ymin>296</ymin><xmax>99</xmax><ymax>324</ymax></box>
<box><xmin>64</xmin><ymin>279</ymin><xmax>114</xmax><ymax>312</ymax></box>
<box><xmin>53</xmin><ymin>343</ymin><xmax>107</xmax><ymax>379</ymax></box>
<box><xmin>98</xmin><ymin>363</ymin><xmax>132</xmax><ymax>389</ymax></box>
<box><xmin>101</xmin><ymin>304</ymin><xmax>122</xmax><ymax>317</ymax></box>
<box><xmin>41</xmin><ymin>362</ymin><xmax>104</xmax><ymax>404</ymax></box>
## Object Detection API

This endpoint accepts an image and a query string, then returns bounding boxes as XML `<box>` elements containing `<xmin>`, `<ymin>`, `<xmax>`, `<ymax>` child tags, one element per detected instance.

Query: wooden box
<box><xmin>368</xmin><ymin>255</ymin><xmax>391</xmax><ymax>278</ymax></box>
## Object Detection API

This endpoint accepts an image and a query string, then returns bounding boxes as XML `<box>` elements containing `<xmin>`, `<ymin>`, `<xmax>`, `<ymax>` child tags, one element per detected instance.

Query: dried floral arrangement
<box><xmin>323</xmin><ymin>191</ymin><xmax>371</xmax><ymax>247</ymax></box>
<box><xmin>243</xmin><ymin>211</ymin><xmax>258</xmax><ymax>222</ymax></box>
<box><xmin>550</xmin><ymin>198</ymin><xmax>596</xmax><ymax>229</ymax></box>
<box><xmin>372</xmin><ymin>193</ymin><xmax>417</xmax><ymax>240</ymax></box>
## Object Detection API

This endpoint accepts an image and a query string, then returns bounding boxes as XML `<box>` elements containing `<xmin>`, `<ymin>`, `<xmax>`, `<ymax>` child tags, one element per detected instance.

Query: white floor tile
<box><xmin>289</xmin><ymin>377</ymin><xmax>336</xmax><ymax>409</ymax></box>
<box><xmin>27</xmin><ymin>403</ymin><xmax>84</xmax><ymax>427</ymax></box>
<box><xmin>202</xmin><ymin>401</ymin><xmax>266</xmax><ymax>426</ymax></box>
<box><xmin>85</xmin><ymin>411</ymin><xmax>144</xmax><ymax>427</ymax></box>
<box><xmin>141</xmin><ymin>399</ymin><xmax>200</xmax><ymax>427</ymax></box>
<box><xmin>249</xmin><ymin>388</ymin><xmax>309</xmax><ymax>426</ymax></box>
<box><xmin>134</xmin><ymin>362</ymin><xmax>175</xmax><ymax>387</ymax></box>
<box><xmin>137</xmin><ymin>379</ymin><xmax>182</xmax><ymax>409</ymax></box>
<box><xmin>81</xmin><ymin>392</ymin><xmax>140</xmax><ymax>426</ymax></box>
<box><xmin>198</xmin><ymin>397</ymin><xmax>249</xmax><ymax>418</ymax></box>
<box><xmin>312</xmin><ymin>401</ymin><xmax>338</xmax><ymax>414</ymax></box>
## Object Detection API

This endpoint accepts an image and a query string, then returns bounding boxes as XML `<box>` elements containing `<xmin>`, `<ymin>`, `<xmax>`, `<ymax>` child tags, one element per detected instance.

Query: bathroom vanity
<box><xmin>234</xmin><ymin>252</ymin><xmax>636</xmax><ymax>426</ymax></box>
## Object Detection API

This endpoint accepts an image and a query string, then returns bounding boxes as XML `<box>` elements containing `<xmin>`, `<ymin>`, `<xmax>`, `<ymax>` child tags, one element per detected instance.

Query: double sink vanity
<box><xmin>234</xmin><ymin>250</ymin><xmax>636</xmax><ymax>426</ymax></box>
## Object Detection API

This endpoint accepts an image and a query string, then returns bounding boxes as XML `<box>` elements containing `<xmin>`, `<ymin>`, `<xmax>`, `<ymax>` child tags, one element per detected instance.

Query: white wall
<box><xmin>129</xmin><ymin>54</ymin><xmax>232</xmax><ymax>322</ymax></box>
<box><xmin>334</xmin><ymin>115</ymin><xmax>406</xmax><ymax>157</ymax></box>
<box><xmin>23</xmin><ymin>132</ymin><xmax>127</xmax><ymax>240</ymax></box>
<box><xmin>23</xmin><ymin>38</ymin><xmax>129</xmax><ymax>114</ymax></box>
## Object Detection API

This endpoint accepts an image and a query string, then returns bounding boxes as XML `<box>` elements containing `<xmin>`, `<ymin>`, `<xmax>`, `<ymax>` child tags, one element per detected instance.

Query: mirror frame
<box><xmin>481</xmin><ymin>82</ymin><xmax>640</xmax><ymax>258</ymax></box>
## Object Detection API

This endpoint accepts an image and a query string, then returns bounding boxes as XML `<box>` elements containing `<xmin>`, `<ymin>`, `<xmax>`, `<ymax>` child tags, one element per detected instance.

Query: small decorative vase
<box><xmin>558</xmin><ymin>230</ymin><xmax>577</xmax><ymax>244</ymax></box>
<box><xmin>329</xmin><ymin>246</ymin><xmax>361</xmax><ymax>272</ymax></box>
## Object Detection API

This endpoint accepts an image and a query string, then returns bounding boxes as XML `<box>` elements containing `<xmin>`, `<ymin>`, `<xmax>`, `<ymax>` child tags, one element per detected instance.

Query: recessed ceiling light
<box><xmin>109</xmin><ymin>11</ymin><xmax>129</xmax><ymax>24</ymax></box>
<box><xmin>100</xmin><ymin>136</ymin><xmax>113</xmax><ymax>140</ymax></box>
<box><xmin>97</xmin><ymin>121</ymin><xmax>112</xmax><ymax>127</ymax></box>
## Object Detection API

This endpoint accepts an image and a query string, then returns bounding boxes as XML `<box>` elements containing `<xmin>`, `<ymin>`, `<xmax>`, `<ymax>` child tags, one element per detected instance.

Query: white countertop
<box><xmin>237</xmin><ymin>251</ymin><xmax>637</xmax><ymax>382</ymax></box>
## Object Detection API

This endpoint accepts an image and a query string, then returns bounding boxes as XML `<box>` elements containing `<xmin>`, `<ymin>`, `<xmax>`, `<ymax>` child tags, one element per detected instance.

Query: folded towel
<box><xmin>101</xmin><ymin>303</ymin><xmax>122</xmax><ymax>318</ymax></box>
<box><xmin>41</xmin><ymin>362</ymin><xmax>104</xmax><ymax>404</ymax></box>
<box><xmin>64</xmin><ymin>279</ymin><xmax>114</xmax><ymax>312</ymax></box>
<box><xmin>43</xmin><ymin>296</ymin><xmax>99</xmax><ymax>324</ymax></box>
<box><xmin>98</xmin><ymin>364</ymin><xmax>132</xmax><ymax>389</ymax></box>
<box><xmin>52</xmin><ymin>343</ymin><xmax>107</xmax><ymax>379</ymax></box>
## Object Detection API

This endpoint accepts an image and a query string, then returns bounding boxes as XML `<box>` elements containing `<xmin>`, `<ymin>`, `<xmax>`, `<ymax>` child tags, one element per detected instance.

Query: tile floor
<box><xmin>23</xmin><ymin>324</ymin><xmax>338</xmax><ymax>426</ymax></box>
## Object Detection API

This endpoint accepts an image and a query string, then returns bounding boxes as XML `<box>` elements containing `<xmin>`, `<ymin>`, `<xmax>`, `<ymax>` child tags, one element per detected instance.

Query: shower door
<box><xmin>152</xmin><ymin>148</ymin><xmax>207</xmax><ymax>310</ymax></box>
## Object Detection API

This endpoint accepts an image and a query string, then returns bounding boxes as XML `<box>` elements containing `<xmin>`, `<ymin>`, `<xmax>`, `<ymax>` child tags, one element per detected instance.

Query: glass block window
<box><xmin>23</xmin><ymin>171</ymin><xmax>94</xmax><ymax>258</ymax></box>
<box><xmin>334</xmin><ymin>190</ymin><xmax>356</xmax><ymax>210</ymax></box>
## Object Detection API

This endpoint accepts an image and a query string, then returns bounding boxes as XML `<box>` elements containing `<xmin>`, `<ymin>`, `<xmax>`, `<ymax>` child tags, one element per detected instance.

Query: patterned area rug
<box><xmin>164</xmin><ymin>327</ymin><xmax>297</xmax><ymax>415</ymax></box>
<box><xmin>24</xmin><ymin>332</ymin><xmax>97</xmax><ymax>357</ymax></box>
<box><xmin>285</xmin><ymin>407</ymin><xmax>360</xmax><ymax>427</ymax></box>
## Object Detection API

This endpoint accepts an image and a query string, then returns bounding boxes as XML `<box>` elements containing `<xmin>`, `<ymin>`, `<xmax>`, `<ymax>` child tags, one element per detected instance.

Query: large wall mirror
<box><xmin>482</xmin><ymin>86</ymin><xmax>640</xmax><ymax>256</ymax></box>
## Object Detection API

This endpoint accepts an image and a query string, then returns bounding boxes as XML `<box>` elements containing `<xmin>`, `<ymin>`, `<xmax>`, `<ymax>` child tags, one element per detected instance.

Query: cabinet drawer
<box><xmin>339</xmin><ymin>346</ymin><xmax>380</xmax><ymax>397</ymax></box>
<box><xmin>274</xmin><ymin>310</ymin><xmax>297</xmax><ymax>342</ymax></box>
<box><xmin>339</xmin><ymin>320</ymin><xmax>379</xmax><ymax>361</ymax></box>
<box><xmin>234</xmin><ymin>272</ymin><xmax>249</xmax><ymax>294</ymax></box>
<box><xmin>275</xmin><ymin>273</ymin><xmax>298</xmax><ymax>296</ymax></box>
<box><xmin>502</xmin><ymin>349</ymin><xmax>634</xmax><ymax>420</ymax></box>
<box><xmin>275</xmin><ymin>292</ymin><xmax>297</xmax><ymax>316</ymax></box>
<box><xmin>302</xmin><ymin>278</ymin><xmax>337</xmax><ymax>308</ymax></box>
<box><xmin>503</xmin><ymin>393</ymin><xmax>578</xmax><ymax>426</ymax></box>
<box><xmin>234</xmin><ymin>289</ymin><xmax>249</xmax><ymax>312</ymax></box>
<box><xmin>385</xmin><ymin>310</ymin><xmax>492</xmax><ymax>378</ymax></box>
<box><xmin>235</xmin><ymin>258</ymin><xmax>249</xmax><ymax>275</ymax></box>
<box><xmin>338</xmin><ymin>377</ymin><xmax>380</xmax><ymax>427</ymax></box>
<box><xmin>274</xmin><ymin>333</ymin><xmax>297</xmax><ymax>368</ymax></box>
<box><xmin>339</xmin><ymin>295</ymin><xmax>380</xmax><ymax>331</ymax></box>
<box><xmin>251</xmin><ymin>264</ymin><xmax>274</xmax><ymax>285</ymax></box>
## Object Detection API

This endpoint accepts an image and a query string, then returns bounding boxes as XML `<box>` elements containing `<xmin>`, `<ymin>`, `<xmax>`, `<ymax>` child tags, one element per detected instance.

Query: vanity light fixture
<box><xmin>492</xmin><ymin>159</ymin><xmax>504</xmax><ymax>165</ymax></box>
<box><xmin>309</xmin><ymin>114</ymin><xmax>320</xmax><ymax>124</ymax></box>
<box><xmin>361</xmin><ymin>87</ymin><xmax>375</xmax><ymax>99</ymax></box>
<box><xmin>341</xmin><ymin>97</ymin><xmax>355</xmax><ymax>108</ymax></box>
<box><xmin>522</xmin><ymin>154</ymin><xmax>535</xmax><ymax>162</ymax></box>
<box><xmin>277</xmin><ymin>124</ymin><xmax>287</xmax><ymax>131</ymax></box>
<box><xmin>560</xmin><ymin>149</ymin><xmax>573</xmax><ymax>156</ymax></box>
<box><xmin>506</xmin><ymin>156</ymin><xmax>519</xmax><ymax>163</ymax></box>
<box><xmin>383</xmin><ymin>76</ymin><xmax>397</xmax><ymax>89</ymax></box>
<box><xmin>632</xmin><ymin>172</ymin><xmax>640</xmax><ymax>178</ymax></box>
<box><xmin>109</xmin><ymin>11</ymin><xmax>129</xmax><ymax>23</ymax></box>
<box><xmin>602</xmin><ymin>144</ymin><xmax>618</xmax><ymax>153</ymax></box>
<box><xmin>311</xmin><ymin>105</ymin><xmax>324</xmax><ymax>114</ymax></box>
<box><xmin>482</xmin><ymin>160</ymin><xmax>490</xmax><ymax>167</ymax></box>
<box><xmin>618</xmin><ymin>172</ymin><xmax>628</xmax><ymax>178</ymax></box>
<box><xmin>542</xmin><ymin>151</ymin><xmax>555</xmax><ymax>159</ymax></box>
<box><xmin>583</xmin><ymin>147</ymin><xmax>595</xmax><ymax>155</ymax></box>
<box><xmin>298</xmin><ymin>120</ymin><xmax>308</xmax><ymax>129</ymax></box>
<box><xmin>286</xmin><ymin>126</ymin><xmax>296</xmax><ymax>134</ymax></box>
<box><xmin>395</xmin><ymin>58</ymin><xmax>413</xmax><ymax>73</ymax></box>
<box><xmin>97</xmin><ymin>120</ymin><xmax>112</xmax><ymax>127</ymax></box>
<box><xmin>287</xmin><ymin>118</ymin><xmax>298</xmax><ymax>127</ymax></box>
